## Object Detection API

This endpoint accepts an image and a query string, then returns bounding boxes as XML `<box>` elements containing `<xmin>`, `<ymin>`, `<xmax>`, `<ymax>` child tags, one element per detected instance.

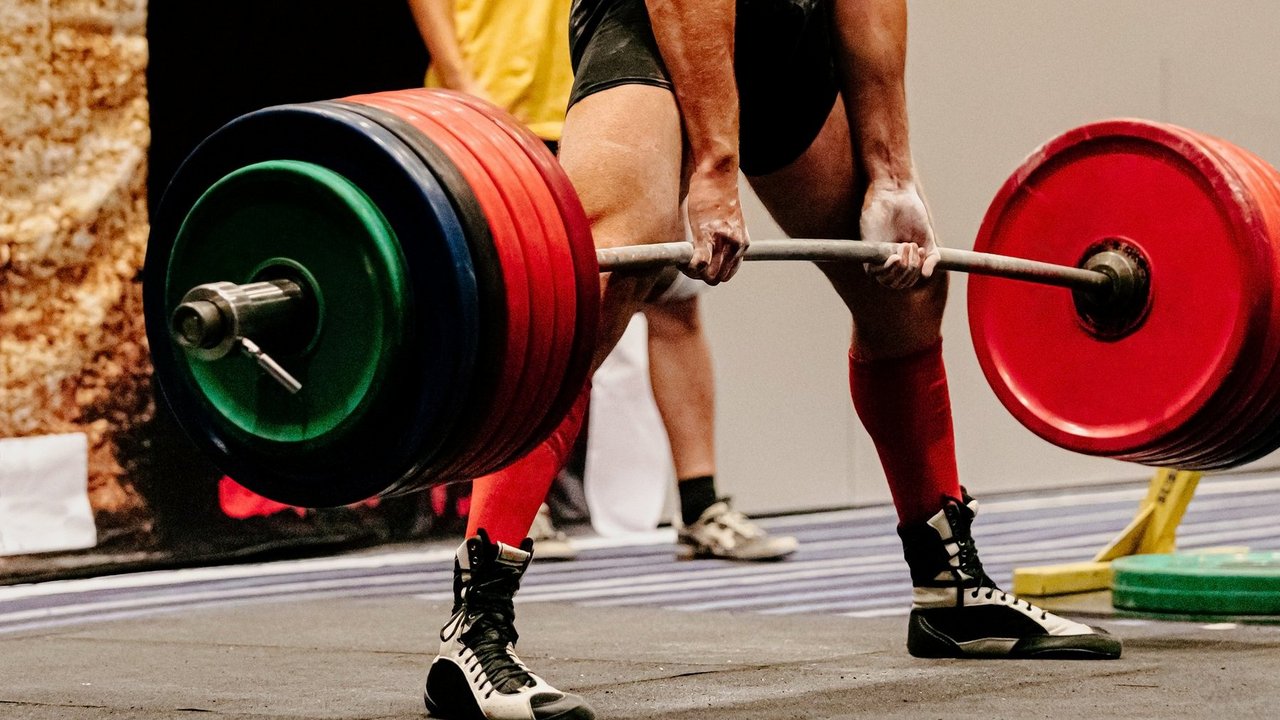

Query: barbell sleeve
<box><xmin>595</xmin><ymin>239</ymin><xmax>1114</xmax><ymax>293</ymax></box>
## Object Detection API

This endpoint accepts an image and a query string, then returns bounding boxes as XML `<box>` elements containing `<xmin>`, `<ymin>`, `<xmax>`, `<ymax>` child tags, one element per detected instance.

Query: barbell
<box><xmin>143</xmin><ymin>88</ymin><xmax>1280</xmax><ymax>507</ymax></box>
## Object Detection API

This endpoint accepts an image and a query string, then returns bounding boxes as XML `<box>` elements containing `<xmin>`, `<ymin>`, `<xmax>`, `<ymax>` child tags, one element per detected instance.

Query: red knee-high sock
<box><xmin>465</xmin><ymin>386</ymin><xmax>590</xmax><ymax>545</ymax></box>
<box><xmin>849</xmin><ymin>341</ymin><xmax>961</xmax><ymax>526</ymax></box>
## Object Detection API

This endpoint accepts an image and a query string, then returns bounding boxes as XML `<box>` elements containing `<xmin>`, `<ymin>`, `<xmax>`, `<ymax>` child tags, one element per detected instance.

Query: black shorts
<box><xmin>568</xmin><ymin>0</ymin><xmax>839</xmax><ymax>177</ymax></box>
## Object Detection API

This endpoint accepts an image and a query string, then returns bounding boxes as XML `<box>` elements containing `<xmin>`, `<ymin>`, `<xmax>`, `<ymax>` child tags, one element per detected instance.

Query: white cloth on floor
<box><xmin>0</xmin><ymin>433</ymin><xmax>97</xmax><ymax>556</ymax></box>
<box><xmin>584</xmin><ymin>313</ymin><xmax>672</xmax><ymax>535</ymax></box>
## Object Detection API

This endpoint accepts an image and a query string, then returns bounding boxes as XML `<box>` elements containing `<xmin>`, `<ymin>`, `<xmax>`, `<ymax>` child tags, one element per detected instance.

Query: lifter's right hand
<box><xmin>860</xmin><ymin>181</ymin><xmax>940</xmax><ymax>290</ymax></box>
<box><xmin>685</xmin><ymin>164</ymin><xmax>749</xmax><ymax>285</ymax></box>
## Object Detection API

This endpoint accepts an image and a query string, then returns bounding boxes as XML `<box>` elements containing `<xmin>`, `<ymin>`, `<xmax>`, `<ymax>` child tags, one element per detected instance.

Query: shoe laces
<box><xmin>950</xmin><ymin>517</ymin><xmax>1047</xmax><ymax>620</ymax></box>
<box><xmin>967</xmin><ymin>585</ymin><xmax>1049</xmax><ymax>620</ymax></box>
<box><xmin>952</xmin><ymin>532</ymin><xmax>988</xmax><ymax>585</ymax></box>
<box><xmin>955</xmin><ymin>536</ymin><xmax>1046</xmax><ymax>619</ymax></box>
<box><xmin>441</xmin><ymin>571</ymin><xmax>534</xmax><ymax>696</ymax></box>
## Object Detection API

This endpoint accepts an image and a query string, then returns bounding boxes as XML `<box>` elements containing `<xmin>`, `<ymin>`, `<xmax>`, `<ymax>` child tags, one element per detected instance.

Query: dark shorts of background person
<box><xmin>568</xmin><ymin>0</ymin><xmax>839</xmax><ymax>177</ymax></box>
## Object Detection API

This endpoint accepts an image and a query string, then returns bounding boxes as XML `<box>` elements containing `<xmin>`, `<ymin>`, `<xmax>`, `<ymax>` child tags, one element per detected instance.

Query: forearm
<box><xmin>408</xmin><ymin>0</ymin><xmax>471</xmax><ymax>88</ymax></box>
<box><xmin>832</xmin><ymin>0</ymin><xmax>913</xmax><ymax>185</ymax></box>
<box><xmin>644</xmin><ymin>0</ymin><xmax>739</xmax><ymax>173</ymax></box>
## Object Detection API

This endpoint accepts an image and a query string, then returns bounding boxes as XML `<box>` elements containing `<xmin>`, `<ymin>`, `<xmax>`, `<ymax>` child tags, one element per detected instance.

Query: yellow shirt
<box><xmin>426</xmin><ymin>0</ymin><xmax>573</xmax><ymax>142</ymax></box>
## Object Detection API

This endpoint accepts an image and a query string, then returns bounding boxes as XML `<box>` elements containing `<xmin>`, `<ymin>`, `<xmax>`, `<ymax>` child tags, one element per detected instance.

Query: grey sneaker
<box><xmin>677</xmin><ymin>500</ymin><xmax>798</xmax><ymax>561</ymax></box>
<box><xmin>528</xmin><ymin>504</ymin><xmax>577</xmax><ymax>561</ymax></box>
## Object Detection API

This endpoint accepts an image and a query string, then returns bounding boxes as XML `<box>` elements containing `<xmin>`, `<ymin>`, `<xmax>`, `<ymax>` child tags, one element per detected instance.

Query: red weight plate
<box><xmin>1111</xmin><ymin>125</ymin><xmax>1280</xmax><ymax>466</ymax></box>
<box><xmin>1202</xmin><ymin>134</ymin><xmax>1280</xmax><ymax>467</ymax></box>
<box><xmin>347</xmin><ymin>92</ymin><xmax>534</xmax><ymax>480</ymax></box>
<box><xmin>385</xmin><ymin>93</ymin><xmax>559</xmax><ymax>477</ymax></box>
<box><xmin>441</xmin><ymin>89</ymin><xmax>599</xmax><ymax>460</ymax></box>
<box><xmin>1129</xmin><ymin>125</ymin><xmax>1280</xmax><ymax>468</ymax></box>
<box><xmin>361</xmin><ymin>92</ymin><xmax>542</xmax><ymax>480</ymax></box>
<box><xmin>1173</xmin><ymin>130</ymin><xmax>1280</xmax><ymax>468</ymax></box>
<box><xmin>404</xmin><ymin>90</ymin><xmax>578</xmax><ymax>473</ymax></box>
<box><xmin>969</xmin><ymin>119</ymin><xmax>1274</xmax><ymax>458</ymax></box>
<box><xmin>416</xmin><ymin>92</ymin><xmax>580</xmax><ymax>467</ymax></box>
<box><xmin>387</xmin><ymin>91</ymin><xmax>562</xmax><ymax>478</ymax></box>
<box><xmin>1211</xmin><ymin>142</ymin><xmax>1280</xmax><ymax>467</ymax></box>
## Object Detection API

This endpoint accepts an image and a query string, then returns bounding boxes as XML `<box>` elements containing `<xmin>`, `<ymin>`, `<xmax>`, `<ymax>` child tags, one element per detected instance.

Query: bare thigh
<box><xmin>558</xmin><ymin>84</ymin><xmax>686</xmax><ymax>370</ymax></box>
<box><xmin>746</xmin><ymin>100</ymin><xmax>947</xmax><ymax>359</ymax></box>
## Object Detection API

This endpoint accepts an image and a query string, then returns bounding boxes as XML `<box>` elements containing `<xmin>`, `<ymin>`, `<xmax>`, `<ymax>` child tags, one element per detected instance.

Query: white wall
<box><xmin>705</xmin><ymin>1</ymin><xmax>1280</xmax><ymax>514</ymax></box>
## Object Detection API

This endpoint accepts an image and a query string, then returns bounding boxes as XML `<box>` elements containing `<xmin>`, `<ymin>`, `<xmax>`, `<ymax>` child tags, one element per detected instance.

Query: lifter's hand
<box><xmin>860</xmin><ymin>181</ymin><xmax>941</xmax><ymax>289</ymax></box>
<box><xmin>685</xmin><ymin>165</ymin><xmax>749</xmax><ymax>285</ymax></box>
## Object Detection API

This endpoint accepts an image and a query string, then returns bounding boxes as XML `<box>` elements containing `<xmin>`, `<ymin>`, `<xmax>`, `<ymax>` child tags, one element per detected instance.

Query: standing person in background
<box><xmin>411</xmin><ymin>0</ymin><xmax>571</xmax><ymax>143</ymax></box>
<box><xmin>408</xmin><ymin>0</ymin><xmax>796</xmax><ymax>562</ymax></box>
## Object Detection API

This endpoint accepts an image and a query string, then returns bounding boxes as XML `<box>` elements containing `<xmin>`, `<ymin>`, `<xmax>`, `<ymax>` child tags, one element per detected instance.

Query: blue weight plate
<box><xmin>145</xmin><ymin>103</ymin><xmax>478</xmax><ymax>507</ymax></box>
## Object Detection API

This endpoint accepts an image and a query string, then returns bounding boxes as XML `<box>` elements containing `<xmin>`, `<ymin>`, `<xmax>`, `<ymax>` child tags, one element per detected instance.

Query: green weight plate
<box><xmin>167</xmin><ymin>160</ymin><xmax>410</xmax><ymax>450</ymax></box>
<box><xmin>1112</xmin><ymin>552</ymin><xmax>1280</xmax><ymax>615</ymax></box>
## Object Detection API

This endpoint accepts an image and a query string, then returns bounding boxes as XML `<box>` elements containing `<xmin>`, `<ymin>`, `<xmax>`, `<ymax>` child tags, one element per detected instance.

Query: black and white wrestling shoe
<box><xmin>424</xmin><ymin>530</ymin><xmax>595</xmax><ymax>720</ymax></box>
<box><xmin>897</xmin><ymin>492</ymin><xmax>1122</xmax><ymax>660</ymax></box>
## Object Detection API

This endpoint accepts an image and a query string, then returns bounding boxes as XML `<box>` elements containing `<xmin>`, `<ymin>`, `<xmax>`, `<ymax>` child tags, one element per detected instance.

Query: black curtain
<box><xmin>141</xmin><ymin>1</ymin><xmax>428</xmax><ymax>542</ymax></box>
<box><xmin>147</xmin><ymin>0</ymin><xmax>429</xmax><ymax>210</ymax></box>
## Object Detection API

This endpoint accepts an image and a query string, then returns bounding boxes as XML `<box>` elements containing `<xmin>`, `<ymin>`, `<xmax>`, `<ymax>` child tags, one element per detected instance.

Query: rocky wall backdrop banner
<box><xmin>1</xmin><ymin>0</ymin><xmax>153</xmax><ymax>547</ymax></box>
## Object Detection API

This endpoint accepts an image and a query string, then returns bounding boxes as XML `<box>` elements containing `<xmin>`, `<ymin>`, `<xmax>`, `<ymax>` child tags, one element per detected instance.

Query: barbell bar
<box><xmin>143</xmin><ymin>88</ymin><xmax>1280</xmax><ymax>508</ymax></box>
<box><xmin>596</xmin><ymin>238</ymin><xmax>1120</xmax><ymax>291</ymax></box>
<box><xmin>169</xmin><ymin>238</ymin><xmax>1142</xmax><ymax>400</ymax></box>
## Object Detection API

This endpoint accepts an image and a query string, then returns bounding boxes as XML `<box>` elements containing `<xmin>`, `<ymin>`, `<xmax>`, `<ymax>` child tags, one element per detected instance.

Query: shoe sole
<box><xmin>908</xmin><ymin>615</ymin><xmax>1122</xmax><ymax>660</ymax></box>
<box><xmin>425</xmin><ymin>659</ymin><xmax>597</xmax><ymax>720</ymax></box>
<box><xmin>676</xmin><ymin>545</ymin><xmax>796</xmax><ymax>562</ymax></box>
<box><xmin>909</xmin><ymin>639</ymin><xmax>1122</xmax><ymax>660</ymax></box>
<box><xmin>426</xmin><ymin>691</ymin><xmax>596</xmax><ymax>720</ymax></box>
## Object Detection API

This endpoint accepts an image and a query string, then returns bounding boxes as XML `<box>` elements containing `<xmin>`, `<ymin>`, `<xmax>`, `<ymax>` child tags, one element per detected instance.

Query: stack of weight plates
<box><xmin>969</xmin><ymin>119</ymin><xmax>1280</xmax><ymax>470</ymax></box>
<box><xmin>144</xmin><ymin>89</ymin><xmax>598</xmax><ymax>507</ymax></box>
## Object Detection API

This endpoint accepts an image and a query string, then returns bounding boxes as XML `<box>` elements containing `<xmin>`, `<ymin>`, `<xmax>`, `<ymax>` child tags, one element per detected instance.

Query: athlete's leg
<box><xmin>742</xmin><ymin>0</ymin><xmax>1119</xmax><ymax>657</ymax></box>
<box><xmin>749</xmin><ymin>100</ymin><xmax>1117</xmax><ymax>660</ymax></box>
<box><xmin>563</xmin><ymin>86</ymin><xmax>687</xmax><ymax>367</ymax></box>
<box><xmin>429</xmin><ymin>81</ymin><xmax>684</xmax><ymax>720</ymax></box>
<box><xmin>748</xmin><ymin>100</ymin><xmax>957</xmax><ymax>525</ymax></box>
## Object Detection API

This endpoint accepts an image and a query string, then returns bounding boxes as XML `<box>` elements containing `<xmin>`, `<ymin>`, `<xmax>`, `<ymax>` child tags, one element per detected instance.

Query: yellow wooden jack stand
<box><xmin>1011</xmin><ymin>468</ymin><xmax>1203</xmax><ymax>597</ymax></box>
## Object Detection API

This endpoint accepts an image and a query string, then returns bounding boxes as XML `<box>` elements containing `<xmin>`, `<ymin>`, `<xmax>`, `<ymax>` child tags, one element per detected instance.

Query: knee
<box><xmin>645</xmin><ymin>296</ymin><xmax>701</xmax><ymax>340</ymax></box>
<box><xmin>598</xmin><ymin>215</ymin><xmax>686</xmax><ymax>308</ymax></box>
<box><xmin>848</xmin><ymin>274</ymin><xmax>950</xmax><ymax>359</ymax></box>
<box><xmin>913</xmin><ymin>272</ymin><xmax>950</xmax><ymax>319</ymax></box>
<box><xmin>887</xmin><ymin>273</ymin><xmax>950</xmax><ymax>330</ymax></box>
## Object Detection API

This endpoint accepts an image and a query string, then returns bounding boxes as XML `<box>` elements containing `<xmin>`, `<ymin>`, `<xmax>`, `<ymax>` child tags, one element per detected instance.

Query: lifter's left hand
<box><xmin>860</xmin><ymin>181</ymin><xmax>941</xmax><ymax>289</ymax></box>
<box><xmin>685</xmin><ymin>164</ymin><xmax>749</xmax><ymax>285</ymax></box>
